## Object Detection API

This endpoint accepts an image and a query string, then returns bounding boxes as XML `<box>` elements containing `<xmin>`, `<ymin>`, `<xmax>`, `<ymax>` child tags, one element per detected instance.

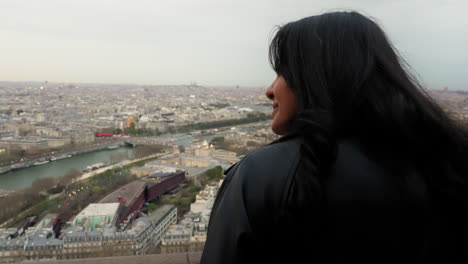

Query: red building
<box><xmin>98</xmin><ymin>171</ymin><xmax>186</xmax><ymax>227</ymax></box>
<box><xmin>95</xmin><ymin>133</ymin><xmax>113</xmax><ymax>137</ymax></box>
<box><xmin>145</xmin><ymin>170</ymin><xmax>186</xmax><ymax>202</ymax></box>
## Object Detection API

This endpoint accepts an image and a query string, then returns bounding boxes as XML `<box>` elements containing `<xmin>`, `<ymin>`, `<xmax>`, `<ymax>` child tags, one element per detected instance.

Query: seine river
<box><xmin>0</xmin><ymin>147</ymin><xmax>135</xmax><ymax>190</ymax></box>
<box><xmin>0</xmin><ymin>124</ymin><xmax>260</xmax><ymax>191</ymax></box>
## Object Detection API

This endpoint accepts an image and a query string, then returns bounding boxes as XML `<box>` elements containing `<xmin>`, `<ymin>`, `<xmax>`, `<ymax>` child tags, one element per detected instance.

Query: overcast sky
<box><xmin>0</xmin><ymin>0</ymin><xmax>467</xmax><ymax>89</ymax></box>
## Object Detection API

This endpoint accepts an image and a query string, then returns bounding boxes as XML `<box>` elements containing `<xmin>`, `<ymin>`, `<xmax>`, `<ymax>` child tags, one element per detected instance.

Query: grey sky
<box><xmin>0</xmin><ymin>0</ymin><xmax>467</xmax><ymax>89</ymax></box>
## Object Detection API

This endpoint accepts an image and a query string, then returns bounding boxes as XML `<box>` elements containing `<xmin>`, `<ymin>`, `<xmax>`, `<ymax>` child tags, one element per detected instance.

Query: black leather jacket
<box><xmin>201</xmin><ymin>135</ymin><xmax>464</xmax><ymax>263</ymax></box>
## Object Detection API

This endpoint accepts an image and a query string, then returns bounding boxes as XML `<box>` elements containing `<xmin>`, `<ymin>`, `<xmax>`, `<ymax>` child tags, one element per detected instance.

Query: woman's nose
<box><xmin>265</xmin><ymin>86</ymin><xmax>274</xmax><ymax>100</ymax></box>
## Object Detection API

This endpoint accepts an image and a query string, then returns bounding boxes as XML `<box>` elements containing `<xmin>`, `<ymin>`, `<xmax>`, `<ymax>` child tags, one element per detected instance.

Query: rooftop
<box><xmin>26</xmin><ymin>252</ymin><xmax>202</xmax><ymax>264</ymax></box>
<box><xmin>99</xmin><ymin>181</ymin><xmax>147</xmax><ymax>207</ymax></box>
<box><xmin>149</xmin><ymin>205</ymin><xmax>176</xmax><ymax>224</ymax></box>
<box><xmin>35</xmin><ymin>214</ymin><xmax>59</xmax><ymax>229</ymax></box>
<box><xmin>149</xmin><ymin>170</ymin><xmax>180</xmax><ymax>178</ymax></box>
<box><xmin>75</xmin><ymin>203</ymin><xmax>120</xmax><ymax>218</ymax></box>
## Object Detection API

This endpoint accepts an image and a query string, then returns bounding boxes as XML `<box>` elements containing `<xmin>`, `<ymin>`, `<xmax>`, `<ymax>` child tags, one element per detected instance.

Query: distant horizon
<box><xmin>0</xmin><ymin>79</ymin><xmax>457</xmax><ymax>91</ymax></box>
<box><xmin>0</xmin><ymin>79</ymin><xmax>267</xmax><ymax>89</ymax></box>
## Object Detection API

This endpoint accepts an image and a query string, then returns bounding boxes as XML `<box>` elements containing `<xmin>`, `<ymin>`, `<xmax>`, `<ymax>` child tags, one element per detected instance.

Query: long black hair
<box><xmin>269</xmin><ymin>11</ymin><xmax>468</xmax><ymax>203</ymax></box>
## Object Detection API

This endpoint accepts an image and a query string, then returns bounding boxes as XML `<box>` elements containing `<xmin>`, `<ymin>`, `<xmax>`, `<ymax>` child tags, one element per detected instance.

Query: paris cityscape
<box><xmin>0</xmin><ymin>80</ymin><xmax>282</xmax><ymax>262</ymax></box>
<box><xmin>1</xmin><ymin>0</ymin><xmax>467</xmax><ymax>263</ymax></box>
<box><xmin>1</xmin><ymin>80</ymin><xmax>467</xmax><ymax>262</ymax></box>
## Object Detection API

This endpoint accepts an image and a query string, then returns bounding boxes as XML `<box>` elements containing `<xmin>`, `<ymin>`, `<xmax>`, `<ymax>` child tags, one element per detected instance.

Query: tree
<box><xmin>39</xmin><ymin>200</ymin><xmax>50</xmax><ymax>211</ymax></box>
<box><xmin>167</xmin><ymin>126</ymin><xmax>176</xmax><ymax>134</ymax></box>
<box><xmin>124</xmin><ymin>123</ymin><xmax>136</xmax><ymax>135</ymax></box>
<box><xmin>60</xmin><ymin>168</ymin><xmax>82</xmax><ymax>186</ymax></box>
<box><xmin>134</xmin><ymin>144</ymin><xmax>166</xmax><ymax>159</ymax></box>
<box><xmin>48</xmin><ymin>184</ymin><xmax>64</xmax><ymax>194</ymax></box>
<box><xmin>146</xmin><ymin>203</ymin><xmax>157</xmax><ymax>212</ymax></box>
<box><xmin>92</xmin><ymin>186</ymin><xmax>102</xmax><ymax>195</ymax></box>
<box><xmin>32</xmin><ymin>177</ymin><xmax>57</xmax><ymax>193</ymax></box>
<box><xmin>186</xmin><ymin>182</ymin><xmax>201</xmax><ymax>193</ymax></box>
<box><xmin>178</xmin><ymin>145</ymin><xmax>186</xmax><ymax>153</ymax></box>
<box><xmin>210</xmin><ymin>137</ymin><xmax>225</xmax><ymax>145</ymax></box>
<box><xmin>205</xmin><ymin>166</ymin><xmax>223</xmax><ymax>181</ymax></box>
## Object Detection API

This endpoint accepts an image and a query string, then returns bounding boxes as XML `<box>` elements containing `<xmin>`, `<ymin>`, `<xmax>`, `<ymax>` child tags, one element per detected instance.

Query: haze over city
<box><xmin>0</xmin><ymin>0</ymin><xmax>467</xmax><ymax>89</ymax></box>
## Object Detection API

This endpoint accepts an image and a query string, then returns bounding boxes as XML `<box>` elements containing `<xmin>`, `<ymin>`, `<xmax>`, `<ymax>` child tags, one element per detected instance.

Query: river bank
<box><xmin>0</xmin><ymin>145</ymin><xmax>135</xmax><ymax>190</ymax></box>
<box><xmin>75</xmin><ymin>150</ymin><xmax>171</xmax><ymax>182</ymax></box>
<box><xmin>0</xmin><ymin>150</ymin><xmax>170</xmax><ymax>228</ymax></box>
<box><xmin>0</xmin><ymin>189</ymin><xmax>15</xmax><ymax>198</ymax></box>
<box><xmin>0</xmin><ymin>140</ymin><xmax>126</xmax><ymax>176</ymax></box>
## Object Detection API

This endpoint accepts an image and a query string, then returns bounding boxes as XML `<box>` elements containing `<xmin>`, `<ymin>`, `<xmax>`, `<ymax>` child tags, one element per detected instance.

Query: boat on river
<box><xmin>107</xmin><ymin>145</ymin><xmax>119</xmax><ymax>150</ymax></box>
<box><xmin>83</xmin><ymin>162</ymin><xmax>106</xmax><ymax>172</ymax></box>
<box><xmin>10</xmin><ymin>163</ymin><xmax>31</xmax><ymax>171</ymax></box>
<box><xmin>55</xmin><ymin>154</ymin><xmax>72</xmax><ymax>160</ymax></box>
<box><xmin>33</xmin><ymin>160</ymin><xmax>50</xmax><ymax>166</ymax></box>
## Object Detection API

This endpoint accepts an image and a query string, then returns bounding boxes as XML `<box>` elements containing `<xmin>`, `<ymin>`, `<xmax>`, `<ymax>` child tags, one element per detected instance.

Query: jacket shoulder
<box><xmin>231</xmin><ymin>137</ymin><xmax>303</xmax><ymax>227</ymax></box>
<box><xmin>236</xmin><ymin>137</ymin><xmax>303</xmax><ymax>185</ymax></box>
<box><xmin>242</xmin><ymin>136</ymin><xmax>302</xmax><ymax>169</ymax></box>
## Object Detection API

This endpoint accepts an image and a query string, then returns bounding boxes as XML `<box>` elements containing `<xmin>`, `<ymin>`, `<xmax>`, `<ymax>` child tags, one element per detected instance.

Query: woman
<box><xmin>201</xmin><ymin>11</ymin><xmax>468</xmax><ymax>263</ymax></box>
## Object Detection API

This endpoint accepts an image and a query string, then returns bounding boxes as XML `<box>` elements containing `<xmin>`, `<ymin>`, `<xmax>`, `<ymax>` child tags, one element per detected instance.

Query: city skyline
<box><xmin>0</xmin><ymin>0</ymin><xmax>467</xmax><ymax>89</ymax></box>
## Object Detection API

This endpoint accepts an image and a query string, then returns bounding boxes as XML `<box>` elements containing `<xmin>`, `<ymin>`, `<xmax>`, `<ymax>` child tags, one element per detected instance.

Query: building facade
<box><xmin>0</xmin><ymin>206</ymin><xmax>177</xmax><ymax>262</ymax></box>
